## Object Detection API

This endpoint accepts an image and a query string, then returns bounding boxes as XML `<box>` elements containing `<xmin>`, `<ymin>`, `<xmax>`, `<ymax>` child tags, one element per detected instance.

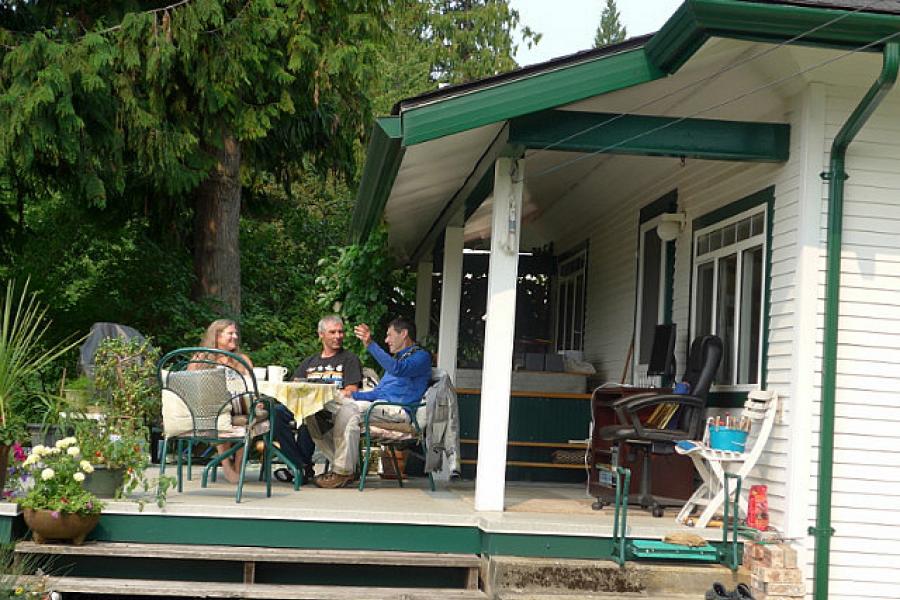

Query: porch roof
<box><xmin>351</xmin><ymin>0</ymin><xmax>900</xmax><ymax>261</ymax></box>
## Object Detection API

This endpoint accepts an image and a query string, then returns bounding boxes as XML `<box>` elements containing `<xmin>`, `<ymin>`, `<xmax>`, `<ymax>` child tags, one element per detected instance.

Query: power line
<box><xmin>530</xmin><ymin>27</ymin><xmax>900</xmax><ymax>180</ymax></box>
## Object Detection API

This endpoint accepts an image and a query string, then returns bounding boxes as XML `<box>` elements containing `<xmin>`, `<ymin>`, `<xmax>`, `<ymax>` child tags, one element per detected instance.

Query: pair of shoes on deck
<box><xmin>313</xmin><ymin>471</ymin><xmax>355</xmax><ymax>489</ymax></box>
<box><xmin>706</xmin><ymin>582</ymin><xmax>754</xmax><ymax>600</ymax></box>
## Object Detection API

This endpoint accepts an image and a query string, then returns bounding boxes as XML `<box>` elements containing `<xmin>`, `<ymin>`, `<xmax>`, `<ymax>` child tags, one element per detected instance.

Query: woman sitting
<box><xmin>188</xmin><ymin>318</ymin><xmax>253</xmax><ymax>483</ymax></box>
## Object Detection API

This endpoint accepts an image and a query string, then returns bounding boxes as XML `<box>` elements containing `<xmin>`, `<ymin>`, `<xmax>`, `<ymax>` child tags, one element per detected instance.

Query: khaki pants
<box><xmin>304</xmin><ymin>397</ymin><xmax>409</xmax><ymax>475</ymax></box>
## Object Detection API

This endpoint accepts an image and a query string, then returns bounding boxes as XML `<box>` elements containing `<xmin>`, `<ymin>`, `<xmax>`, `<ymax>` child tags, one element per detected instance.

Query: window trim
<box><xmin>633</xmin><ymin>191</ymin><xmax>677</xmax><ymax>383</ymax></box>
<box><xmin>690</xmin><ymin>186</ymin><xmax>774</xmax><ymax>399</ymax></box>
<box><xmin>555</xmin><ymin>242</ymin><xmax>589</xmax><ymax>352</ymax></box>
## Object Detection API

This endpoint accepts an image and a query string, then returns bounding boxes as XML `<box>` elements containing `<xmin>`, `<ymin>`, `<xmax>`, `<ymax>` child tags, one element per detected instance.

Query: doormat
<box><xmin>505</xmin><ymin>498</ymin><xmax>597</xmax><ymax>515</ymax></box>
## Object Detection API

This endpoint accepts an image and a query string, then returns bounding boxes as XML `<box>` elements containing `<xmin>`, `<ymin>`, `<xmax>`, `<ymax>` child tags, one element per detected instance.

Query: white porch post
<box><xmin>437</xmin><ymin>211</ymin><xmax>464</xmax><ymax>382</ymax></box>
<box><xmin>474</xmin><ymin>156</ymin><xmax>523</xmax><ymax>512</ymax></box>
<box><xmin>415</xmin><ymin>259</ymin><xmax>433</xmax><ymax>343</ymax></box>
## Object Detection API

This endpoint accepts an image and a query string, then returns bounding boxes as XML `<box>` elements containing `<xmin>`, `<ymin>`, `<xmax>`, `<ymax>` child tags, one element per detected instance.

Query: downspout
<box><xmin>813</xmin><ymin>41</ymin><xmax>899</xmax><ymax>600</ymax></box>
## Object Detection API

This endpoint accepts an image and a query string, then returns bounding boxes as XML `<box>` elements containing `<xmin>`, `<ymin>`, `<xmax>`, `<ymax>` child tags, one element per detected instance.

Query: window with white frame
<box><xmin>556</xmin><ymin>247</ymin><xmax>587</xmax><ymax>351</ymax></box>
<box><xmin>692</xmin><ymin>206</ymin><xmax>766</xmax><ymax>387</ymax></box>
<box><xmin>634</xmin><ymin>217</ymin><xmax>671</xmax><ymax>379</ymax></box>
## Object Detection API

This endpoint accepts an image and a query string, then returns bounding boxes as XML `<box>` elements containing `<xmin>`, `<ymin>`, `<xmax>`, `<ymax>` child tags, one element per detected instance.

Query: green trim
<box><xmin>648</xmin><ymin>0</ymin><xmax>900</xmax><ymax>74</ymax></box>
<box><xmin>350</xmin><ymin>117</ymin><xmax>404</xmax><ymax>244</ymax></box>
<box><xmin>509</xmin><ymin>110</ymin><xmax>790</xmax><ymax>162</ymax></box>
<box><xmin>812</xmin><ymin>41</ymin><xmax>900</xmax><ymax>600</ymax></box>
<box><xmin>0</xmin><ymin>515</ymin><xmax>13</xmax><ymax>544</ymax></box>
<box><xmin>402</xmin><ymin>49</ymin><xmax>664</xmax><ymax>146</ymax></box>
<box><xmin>92</xmin><ymin>515</ymin><xmax>480</xmax><ymax>554</ymax></box>
<box><xmin>692</xmin><ymin>186</ymin><xmax>774</xmax><ymax>230</ymax></box>
<box><xmin>640</xmin><ymin>190</ymin><xmax>678</xmax><ymax>224</ymax></box>
<box><xmin>690</xmin><ymin>186</ymin><xmax>774</xmax><ymax>390</ymax></box>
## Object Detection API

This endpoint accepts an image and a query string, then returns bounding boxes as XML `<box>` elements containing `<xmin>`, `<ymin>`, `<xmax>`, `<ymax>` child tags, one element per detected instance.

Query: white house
<box><xmin>351</xmin><ymin>1</ymin><xmax>900</xmax><ymax>598</ymax></box>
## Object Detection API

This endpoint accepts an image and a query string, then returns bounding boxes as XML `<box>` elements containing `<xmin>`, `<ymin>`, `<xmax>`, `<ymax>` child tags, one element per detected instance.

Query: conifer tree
<box><xmin>593</xmin><ymin>0</ymin><xmax>627</xmax><ymax>48</ymax></box>
<box><xmin>0</xmin><ymin>0</ymin><xmax>385</xmax><ymax>314</ymax></box>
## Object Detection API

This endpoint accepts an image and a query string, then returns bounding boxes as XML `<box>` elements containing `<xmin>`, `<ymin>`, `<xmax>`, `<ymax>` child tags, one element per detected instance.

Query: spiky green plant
<box><xmin>0</xmin><ymin>280</ymin><xmax>83</xmax><ymax>443</ymax></box>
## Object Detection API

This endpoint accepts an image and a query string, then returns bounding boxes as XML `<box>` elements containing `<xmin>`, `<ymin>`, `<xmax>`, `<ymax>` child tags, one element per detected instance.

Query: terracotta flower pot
<box><xmin>23</xmin><ymin>508</ymin><xmax>100</xmax><ymax>545</ymax></box>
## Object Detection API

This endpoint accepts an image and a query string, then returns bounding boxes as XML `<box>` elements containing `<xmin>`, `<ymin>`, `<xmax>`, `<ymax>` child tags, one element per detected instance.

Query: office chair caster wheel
<box><xmin>651</xmin><ymin>504</ymin><xmax>665</xmax><ymax>518</ymax></box>
<box><xmin>592</xmin><ymin>499</ymin><xmax>607</xmax><ymax>510</ymax></box>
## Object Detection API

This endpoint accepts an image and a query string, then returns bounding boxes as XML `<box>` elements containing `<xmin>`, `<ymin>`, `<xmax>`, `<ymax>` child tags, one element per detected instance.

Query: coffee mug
<box><xmin>252</xmin><ymin>367</ymin><xmax>267</xmax><ymax>382</ymax></box>
<box><xmin>267</xmin><ymin>365</ymin><xmax>288</xmax><ymax>383</ymax></box>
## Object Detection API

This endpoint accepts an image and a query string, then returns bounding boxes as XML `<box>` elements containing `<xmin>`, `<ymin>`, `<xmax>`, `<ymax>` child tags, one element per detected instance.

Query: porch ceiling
<box><xmin>363</xmin><ymin>15</ymin><xmax>896</xmax><ymax>262</ymax></box>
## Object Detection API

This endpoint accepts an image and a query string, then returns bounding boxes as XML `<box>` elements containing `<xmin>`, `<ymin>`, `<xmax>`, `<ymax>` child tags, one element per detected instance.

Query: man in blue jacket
<box><xmin>310</xmin><ymin>316</ymin><xmax>432</xmax><ymax>488</ymax></box>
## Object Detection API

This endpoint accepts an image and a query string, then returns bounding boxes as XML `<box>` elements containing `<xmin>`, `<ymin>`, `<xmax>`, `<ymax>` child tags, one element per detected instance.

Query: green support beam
<box><xmin>509</xmin><ymin>110</ymin><xmax>790</xmax><ymax>162</ymax></box>
<box><xmin>350</xmin><ymin>117</ymin><xmax>404</xmax><ymax>245</ymax></box>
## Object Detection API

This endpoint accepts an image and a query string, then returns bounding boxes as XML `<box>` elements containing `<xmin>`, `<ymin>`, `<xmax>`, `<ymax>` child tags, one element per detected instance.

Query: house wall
<box><xmin>564</xmin><ymin>89</ymin><xmax>818</xmax><ymax>539</ymax></box>
<box><xmin>814</xmin><ymin>83</ymin><xmax>900</xmax><ymax>600</ymax></box>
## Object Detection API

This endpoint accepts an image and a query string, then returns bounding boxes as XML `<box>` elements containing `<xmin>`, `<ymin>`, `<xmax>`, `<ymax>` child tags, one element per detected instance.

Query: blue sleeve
<box><xmin>366</xmin><ymin>343</ymin><xmax>431</xmax><ymax>378</ymax></box>
<box><xmin>351</xmin><ymin>388</ymin><xmax>378</xmax><ymax>401</ymax></box>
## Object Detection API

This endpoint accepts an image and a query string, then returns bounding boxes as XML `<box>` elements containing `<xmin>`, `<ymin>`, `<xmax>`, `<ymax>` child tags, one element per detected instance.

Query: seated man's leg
<box><xmin>315</xmin><ymin>399</ymin><xmax>361</xmax><ymax>488</ymax></box>
<box><xmin>272</xmin><ymin>403</ymin><xmax>306</xmax><ymax>471</ymax></box>
<box><xmin>297</xmin><ymin>424</ymin><xmax>316</xmax><ymax>478</ymax></box>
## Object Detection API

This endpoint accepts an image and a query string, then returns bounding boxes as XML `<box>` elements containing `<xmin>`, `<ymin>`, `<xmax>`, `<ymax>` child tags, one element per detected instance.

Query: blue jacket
<box><xmin>352</xmin><ymin>343</ymin><xmax>432</xmax><ymax>406</ymax></box>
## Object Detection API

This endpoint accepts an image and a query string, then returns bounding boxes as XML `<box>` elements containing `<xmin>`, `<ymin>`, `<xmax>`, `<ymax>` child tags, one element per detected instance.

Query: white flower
<box><xmin>48</xmin><ymin>447</ymin><xmax>61</xmax><ymax>454</ymax></box>
<box><xmin>67</xmin><ymin>446</ymin><xmax>80</xmax><ymax>457</ymax></box>
<box><xmin>23</xmin><ymin>454</ymin><xmax>38</xmax><ymax>467</ymax></box>
<box><xmin>40</xmin><ymin>468</ymin><xmax>55</xmax><ymax>481</ymax></box>
<box><xmin>56</xmin><ymin>437</ymin><xmax>77</xmax><ymax>448</ymax></box>
<box><xmin>32</xmin><ymin>445</ymin><xmax>47</xmax><ymax>456</ymax></box>
<box><xmin>80</xmin><ymin>460</ymin><xmax>94</xmax><ymax>473</ymax></box>
<box><xmin>73</xmin><ymin>472</ymin><xmax>85</xmax><ymax>482</ymax></box>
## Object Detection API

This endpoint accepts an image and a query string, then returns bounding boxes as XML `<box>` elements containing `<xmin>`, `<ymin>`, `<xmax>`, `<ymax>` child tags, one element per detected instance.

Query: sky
<box><xmin>510</xmin><ymin>0</ymin><xmax>684</xmax><ymax>66</ymax></box>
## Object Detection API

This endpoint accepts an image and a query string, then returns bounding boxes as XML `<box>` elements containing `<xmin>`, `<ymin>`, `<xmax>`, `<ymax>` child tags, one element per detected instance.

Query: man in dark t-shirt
<box><xmin>272</xmin><ymin>315</ymin><xmax>362</xmax><ymax>484</ymax></box>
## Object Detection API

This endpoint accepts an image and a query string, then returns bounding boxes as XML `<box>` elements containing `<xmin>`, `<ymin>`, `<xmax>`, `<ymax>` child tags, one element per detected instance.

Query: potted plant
<box><xmin>0</xmin><ymin>280</ymin><xmax>83</xmax><ymax>494</ymax></box>
<box><xmin>74</xmin><ymin>420</ymin><xmax>149</xmax><ymax>498</ymax></box>
<box><xmin>16</xmin><ymin>437</ymin><xmax>104</xmax><ymax>544</ymax></box>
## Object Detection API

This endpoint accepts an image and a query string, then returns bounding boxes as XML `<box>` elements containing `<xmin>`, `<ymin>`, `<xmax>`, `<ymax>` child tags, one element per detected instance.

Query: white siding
<box><xmin>807</xmin><ymin>83</ymin><xmax>900</xmax><ymax>600</ymax></box>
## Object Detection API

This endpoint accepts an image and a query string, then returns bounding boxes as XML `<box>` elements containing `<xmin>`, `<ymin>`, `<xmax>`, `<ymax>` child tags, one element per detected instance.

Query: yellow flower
<box><xmin>48</xmin><ymin>447</ymin><xmax>61</xmax><ymax>455</ymax></box>
<box><xmin>23</xmin><ymin>454</ymin><xmax>38</xmax><ymax>467</ymax></box>
<box><xmin>67</xmin><ymin>447</ymin><xmax>80</xmax><ymax>457</ymax></box>
<box><xmin>73</xmin><ymin>472</ymin><xmax>85</xmax><ymax>482</ymax></box>
<box><xmin>80</xmin><ymin>460</ymin><xmax>94</xmax><ymax>473</ymax></box>
<box><xmin>32</xmin><ymin>445</ymin><xmax>47</xmax><ymax>456</ymax></box>
<box><xmin>40</xmin><ymin>468</ymin><xmax>54</xmax><ymax>481</ymax></box>
<box><xmin>14</xmin><ymin>586</ymin><xmax>23</xmax><ymax>595</ymax></box>
<box><xmin>56</xmin><ymin>437</ymin><xmax>77</xmax><ymax>448</ymax></box>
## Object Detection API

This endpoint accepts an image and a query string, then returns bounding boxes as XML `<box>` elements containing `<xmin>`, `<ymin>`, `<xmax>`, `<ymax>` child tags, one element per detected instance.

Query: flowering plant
<box><xmin>16</xmin><ymin>437</ymin><xmax>103</xmax><ymax>515</ymax></box>
<box><xmin>2</xmin><ymin>442</ymin><xmax>28</xmax><ymax>500</ymax></box>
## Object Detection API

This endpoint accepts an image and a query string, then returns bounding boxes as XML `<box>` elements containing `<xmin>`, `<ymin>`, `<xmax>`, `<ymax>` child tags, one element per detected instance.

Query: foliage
<box><xmin>314</xmin><ymin>226</ymin><xmax>414</xmax><ymax>361</ymax></box>
<box><xmin>0</xmin><ymin>541</ymin><xmax>57</xmax><ymax>600</ymax></box>
<box><xmin>0</xmin><ymin>280</ymin><xmax>83</xmax><ymax>443</ymax></box>
<box><xmin>16</xmin><ymin>438</ymin><xmax>104</xmax><ymax>515</ymax></box>
<box><xmin>92</xmin><ymin>337</ymin><xmax>161</xmax><ymax>429</ymax></box>
<box><xmin>594</xmin><ymin>0</ymin><xmax>627</xmax><ymax>48</ymax></box>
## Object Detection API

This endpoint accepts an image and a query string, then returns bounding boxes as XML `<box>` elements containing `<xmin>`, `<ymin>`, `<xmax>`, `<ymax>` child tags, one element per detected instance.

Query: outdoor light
<box><xmin>657</xmin><ymin>212</ymin><xmax>686</xmax><ymax>242</ymax></box>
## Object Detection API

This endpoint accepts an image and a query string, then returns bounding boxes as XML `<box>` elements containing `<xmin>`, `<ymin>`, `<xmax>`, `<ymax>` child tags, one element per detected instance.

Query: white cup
<box><xmin>252</xmin><ymin>367</ymin><xmax>267</xmax><ymax>382</ymax></box>
<box><xmin>267</xmin><ymin>365</ymin><xmax>288</xmax><ymax>383</ymax></box>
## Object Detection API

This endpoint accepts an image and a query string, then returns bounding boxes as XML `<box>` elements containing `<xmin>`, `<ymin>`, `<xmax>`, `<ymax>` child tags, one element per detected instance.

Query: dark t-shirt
<box><xmin>292</xmin><ymin>349</ymin><xmax>363</xmax><ymax>390</ymax></box>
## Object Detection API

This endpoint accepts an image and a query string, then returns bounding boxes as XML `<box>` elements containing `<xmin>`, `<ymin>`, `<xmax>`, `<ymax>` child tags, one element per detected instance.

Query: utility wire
<box><xmin>531</xmin><ymin>26</ymin><xmax>900</xmax><ymax>180</ymax></box>
<box><xmin>526</xmin><ymin>0</ymin><xmax>877</xmax><ymax>168</ymax></box>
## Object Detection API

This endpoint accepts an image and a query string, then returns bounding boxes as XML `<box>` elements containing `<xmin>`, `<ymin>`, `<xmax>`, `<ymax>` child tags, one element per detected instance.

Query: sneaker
<box><xmin>314</xmin><ymin>471</ymin><xmax>355</xmax><ymax>489</ymax></box>
<box><xmin>705</xmin><ymin>582</ymin><xmax>730</xmax><ymax>600</ymax></box>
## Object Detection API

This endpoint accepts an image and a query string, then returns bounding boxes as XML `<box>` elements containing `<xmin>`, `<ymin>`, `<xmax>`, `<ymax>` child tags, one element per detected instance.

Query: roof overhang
<box><xmin>351</xmin><ymin>0</ymin><xmax>900</xmax><ymax>255</ymax></box>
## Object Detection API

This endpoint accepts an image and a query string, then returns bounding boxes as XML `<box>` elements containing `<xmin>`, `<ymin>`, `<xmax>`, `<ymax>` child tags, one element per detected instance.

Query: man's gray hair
<box><xmin>318</xmin><ymin>315</ymin><xmax>344</xmax><ymax>333</ymax></box>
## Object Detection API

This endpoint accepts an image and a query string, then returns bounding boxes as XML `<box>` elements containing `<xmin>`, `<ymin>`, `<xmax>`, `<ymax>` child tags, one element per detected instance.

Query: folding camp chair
<box><xmin>675</xmin><ymin>389</ymin><xmax>778</xmax><ymax>528</ymax></box>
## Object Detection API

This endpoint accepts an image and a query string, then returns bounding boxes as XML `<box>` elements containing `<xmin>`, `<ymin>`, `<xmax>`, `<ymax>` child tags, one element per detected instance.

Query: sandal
<box><xmin>273</xmin><ymin>467</ymin><xmax>294</xmax><ymax>483</ymax></box>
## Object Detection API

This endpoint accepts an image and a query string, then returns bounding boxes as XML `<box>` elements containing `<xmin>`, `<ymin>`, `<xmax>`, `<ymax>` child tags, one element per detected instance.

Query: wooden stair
<box><xmin>15</xmin><ymin>542</ymin><xmax>485</xmax><ymax>599</ymax></box>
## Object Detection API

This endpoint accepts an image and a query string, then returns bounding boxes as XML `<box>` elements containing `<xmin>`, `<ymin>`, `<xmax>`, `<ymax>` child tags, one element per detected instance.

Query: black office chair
<box><xmin>594</xmin><ymin>334</ymin><xmax>723</xmax><ymax>516</ymax></box>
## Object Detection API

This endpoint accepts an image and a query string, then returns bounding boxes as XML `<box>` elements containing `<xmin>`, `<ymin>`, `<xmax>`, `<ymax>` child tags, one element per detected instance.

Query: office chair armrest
<box><xmin>618</xmin><ymin>394</ymin><xmax>705</xmax><ymax>438</ymax></box>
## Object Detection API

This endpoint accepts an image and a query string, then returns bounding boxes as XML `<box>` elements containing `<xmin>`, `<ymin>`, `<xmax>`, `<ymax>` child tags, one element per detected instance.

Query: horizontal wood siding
<box><xmin>813</xmin><ymin>84</ymin><xmax>900</xmax><ymax>600</ymax></box>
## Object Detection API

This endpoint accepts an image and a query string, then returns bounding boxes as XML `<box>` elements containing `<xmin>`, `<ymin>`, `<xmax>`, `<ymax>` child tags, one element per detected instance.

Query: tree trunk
<box><xmin>192</xmin><ymin>132</ymin><xmax>242</xmax><ymax>314</ymax></box>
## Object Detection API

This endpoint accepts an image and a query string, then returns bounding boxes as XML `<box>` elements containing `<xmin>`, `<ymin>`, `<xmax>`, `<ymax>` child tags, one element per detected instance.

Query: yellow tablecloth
<box><xmin>257</xmin><ymin>381</ymin><xmax>338</xmax><ymax>420</ymax></box>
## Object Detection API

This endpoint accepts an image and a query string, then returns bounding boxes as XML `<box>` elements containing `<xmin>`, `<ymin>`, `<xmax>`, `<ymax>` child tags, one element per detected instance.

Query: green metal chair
<box><xmin>157</xmin><ymin>347</ymin><xmax>302</xmax><ymax>502</ymax></box>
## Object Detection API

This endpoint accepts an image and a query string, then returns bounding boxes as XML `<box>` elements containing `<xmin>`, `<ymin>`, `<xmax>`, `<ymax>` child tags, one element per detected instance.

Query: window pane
<box><xmin>738</xmin><ymin>246</ymin><xmax>763</xmax><ymax>384</ymax></box>
<box><xmin>737</xmin><ymin>217</ymin><xmax>751</xmax><ymax>241</ymax></box>
<box><xmin>695</xmin><ymin>262</ymin><xmax>715</xmax><ymax>338</ymax></box>
<box><xmin>639</xmin><ymin>229</ymin><xmax>663</xmax><ymax>364</ymax></box>
<box><xmin>708</xmin><ymin>229</ymin><xmax>722</xmax><ymax>252</ymax></box>
<box><xmin>716</xmin><ymin>254</ymin><xmax>737</xmax><ymax>384</ymax></box>
<box><xmin>557</xmin><ymin>281</ymin><xmax>567</xmax><ymax>349</ymax></box>
<box><xmin>698</xmin><ymin>233</ymin><xmax>709</xmax><ymax>256</ymax></box>
<box><xmin>574</xmin><ymin>273</ymin><xmax>585</xmax><ymax>350</ymax></box>
<box><xmin>751</xmin><ymin>212</ymin><xmax>764</xmax><ymax>236</ymax></box>
<box><xmin>722</xmin><ymin>223</ymin><xmax>736</xmax><ymax>246</ymax></box>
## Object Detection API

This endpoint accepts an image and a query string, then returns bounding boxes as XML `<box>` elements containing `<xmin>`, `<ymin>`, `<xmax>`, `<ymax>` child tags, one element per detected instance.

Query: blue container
<box><xmin>709</xmin><ymin>427</ymin><xmax>748</xmax><ymax>452</ymax></box>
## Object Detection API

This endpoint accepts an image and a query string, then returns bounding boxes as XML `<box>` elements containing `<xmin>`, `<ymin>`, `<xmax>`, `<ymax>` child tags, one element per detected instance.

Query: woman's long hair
<box><xmin>200</xmin><ymin>319</ymin><xmax>240</xmax><ymax>351</ymax></box>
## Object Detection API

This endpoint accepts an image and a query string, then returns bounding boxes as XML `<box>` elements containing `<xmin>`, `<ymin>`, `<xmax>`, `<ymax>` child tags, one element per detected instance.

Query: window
<box><xmin>692</xmin><ymin>206</ymin><xmax>766</xmax><ymax>387</ymax></box>
<box><xmin>635</xmin><ymin>218</ymin><xmax>672</xmax><ymax>379</ymax></box>
<box><xmin>556</xmin><ymin>247</ymin><xmax>587</xmax><ymax>351</ymax></box>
